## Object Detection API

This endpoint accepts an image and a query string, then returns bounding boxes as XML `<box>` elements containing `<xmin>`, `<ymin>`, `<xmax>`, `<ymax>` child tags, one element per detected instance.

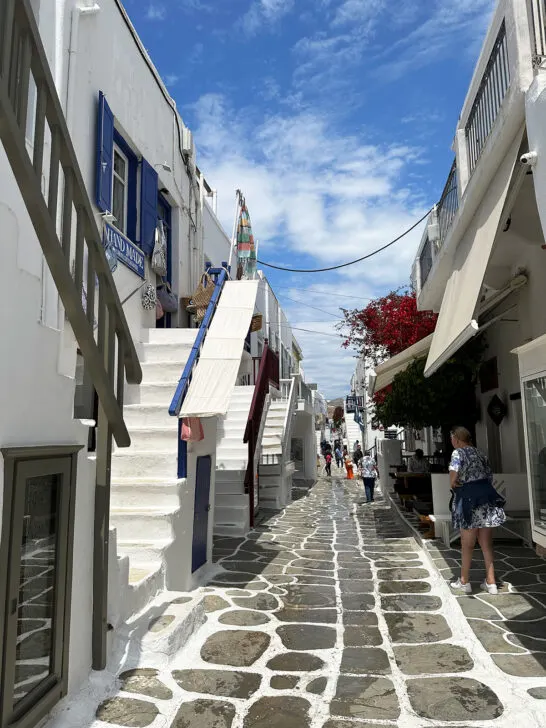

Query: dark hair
<box><xmin>415</xmin><ymin>448</ymin><xmax>424</xmax><ymax>458</ymax></box>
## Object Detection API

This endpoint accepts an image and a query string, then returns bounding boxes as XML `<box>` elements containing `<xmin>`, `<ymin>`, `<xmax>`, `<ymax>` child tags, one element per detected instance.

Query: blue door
<box><xmin>192</xmin><ymin>456</ymin><xmax>211</xmax><ymax>572</ymax></box>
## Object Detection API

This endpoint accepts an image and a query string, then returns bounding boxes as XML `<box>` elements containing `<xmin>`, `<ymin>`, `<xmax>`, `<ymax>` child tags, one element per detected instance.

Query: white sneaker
<box><xmin>450</xmin><ymin>578</ymin><xmax>472</xmax><ymax>594</ymax></box>
<box><xmin>481</xmin><ymin>581</ymin><xmax>498</xmax><ymax>595</ymax></box>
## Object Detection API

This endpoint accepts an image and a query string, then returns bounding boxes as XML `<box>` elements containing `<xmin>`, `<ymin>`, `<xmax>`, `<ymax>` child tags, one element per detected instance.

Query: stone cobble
<box><xmin>90</xmin><ymin>476</ymin><xmax>545</xmax><ymax>728</ymax></box>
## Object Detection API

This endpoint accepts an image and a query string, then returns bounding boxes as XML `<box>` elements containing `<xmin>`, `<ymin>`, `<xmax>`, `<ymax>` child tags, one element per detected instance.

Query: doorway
<box><xmin>0</xmin><ymin>447</ymin><xmax>79</xmax><ymax>728</ymax></box>
<box><xmin>156</xmin><ymin>194</ymin><xmax>173</xmax><ymax>329</ymax></box>
<box><xmin>192</xmin><ymin>456</ymin><xmax>211</xmax><ymax>573</ymax></box>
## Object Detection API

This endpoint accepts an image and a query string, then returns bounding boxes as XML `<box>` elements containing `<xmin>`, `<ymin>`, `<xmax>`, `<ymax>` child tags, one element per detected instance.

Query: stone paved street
<box><xmin>89</xmin><ymin>476</ymin><xmax>545</xmax><ymax>728</ymax></box>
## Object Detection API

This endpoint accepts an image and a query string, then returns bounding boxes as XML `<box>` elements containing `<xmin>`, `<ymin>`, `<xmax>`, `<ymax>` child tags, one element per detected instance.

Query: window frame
<box><xmin>112</xmin><ymin>143</ymin><xmax>129</xmax><ymax>235</ymax></box>
<box><xmin>112</xmin><ymin>129</ymin><xmax>138</xmax><ymax>243</ymax></box>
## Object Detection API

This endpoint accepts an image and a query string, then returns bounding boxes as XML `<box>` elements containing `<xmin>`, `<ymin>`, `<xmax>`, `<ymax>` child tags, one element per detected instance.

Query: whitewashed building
<box><xmin>0</xmin><ymin>1</ymin><xmax>316</xmax><ymax>726</ymax></box>
<box><xmin>372</xmin><ymin>0</ymin><xmax>546</xmax><ymax>553</ymax></box>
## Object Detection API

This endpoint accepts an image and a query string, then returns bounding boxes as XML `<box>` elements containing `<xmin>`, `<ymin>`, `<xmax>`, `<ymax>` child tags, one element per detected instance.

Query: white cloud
<box><xmin>164</xmin><ymin>74</ymin><xmax>179</xmax><ymax>86</ymax></box>
<box><xmin>146</xmin><ymin>3</ymin><xmax>166</xmax><ymax>20</ymax></box>
<box><xmin>239</xmin><ymin>0</ymin><xmax>295</xmax><ymax>36</ymax></box>
<box><xmin>190</xmin><ymin>93</ymin><xmax>426</xmax><ymax>397</ymax></box>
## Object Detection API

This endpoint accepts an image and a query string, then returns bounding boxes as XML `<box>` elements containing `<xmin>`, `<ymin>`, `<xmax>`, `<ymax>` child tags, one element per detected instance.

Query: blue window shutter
<box><xmin>140</xmin><ymin>158</ymin><xmax>158</xmax><ymax>256</ymax></box>
<box><xmin>95</xmin><ymin>91</ymin><xmax>114</xmax><ymax>213</ymax></box>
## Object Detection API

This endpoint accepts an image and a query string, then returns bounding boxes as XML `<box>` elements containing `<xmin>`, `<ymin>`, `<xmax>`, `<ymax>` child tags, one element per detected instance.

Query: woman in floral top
<box><xmin>360</xmin><ymin>453</ymin><xmax>378</xmax><ymax>503</ymax></box>
<box><xmin>449</xmin><ymin>426</ymin><xmax>506</xmax><ymax>596</ymax></box>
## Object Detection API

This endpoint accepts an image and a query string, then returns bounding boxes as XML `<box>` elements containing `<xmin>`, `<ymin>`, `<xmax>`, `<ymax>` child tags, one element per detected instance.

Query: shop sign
<box><xmin>103</xmin><ymin>223</ymin><xmax>145</xmax><ymax>279</ymax></box>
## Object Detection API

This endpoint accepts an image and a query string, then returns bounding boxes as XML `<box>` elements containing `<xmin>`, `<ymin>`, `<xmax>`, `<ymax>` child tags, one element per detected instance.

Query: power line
<box><xmin>289</xmin><ymin>326</ymin><xmax>343</xmax><ymax>339</ymax></box>
<box><xmin>257</xmin><ymin>207</ymin><xmax>432</xmax><ymax>273</ymax></box>
<box><xmin>274</xmin><ymin>284</ymin><xmax>378</xmax><ymax>301</ymax></box>
<box><xmin>279</xmin><ymin>294</ymin><xmax>341</xmax><ymax>319</ymax></box>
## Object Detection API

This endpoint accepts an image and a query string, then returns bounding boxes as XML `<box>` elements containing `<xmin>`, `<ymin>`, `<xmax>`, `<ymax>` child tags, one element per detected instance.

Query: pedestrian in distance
<box><xmin>448</xmin><ymin>426</ymin><xmax>506</xmax><ymax>596</ymax></box>
<box><xmin>360</xmin><ymin>451</ymin><xmax>378</xmax><ymax>503</ymax></box>
<box><xmin>344</xmin><ymin>453</ymin><xmax>354</xmax><ymax>480</ymax></box>
<box><xmin>408</xmin><ymin>448</ymin><xmax>430</xmax><ymax>473</ymax></box>
<box><xmin>353</xmin><ymin>444</ymin><xmax>363</xmax><ymax>467</ymax></box>
<box><xmin>325</xmin><ymin>451</ymin><xmax>332</xmax><ymax>477</ymax></box>
<box><xmin>334</xmin><ymin>445</ymin><xmax>343</xmax><ymax>468</ymax></box>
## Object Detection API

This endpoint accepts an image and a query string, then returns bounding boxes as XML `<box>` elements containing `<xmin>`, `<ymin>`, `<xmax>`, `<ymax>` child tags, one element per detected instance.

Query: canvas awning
<box><xmin>424</xmin><ymin>129</ymin><xmax>524</xmax><ymax>378</ymax></box>
<box><xmin>180</xmin><ymin>279</ymin><xmax>259</xmax><ymax>418</ymax></box>
<box><xmin>369</xmin><ymin>333</ymin><xmax>433</xmax><ymax>395</ymax></box>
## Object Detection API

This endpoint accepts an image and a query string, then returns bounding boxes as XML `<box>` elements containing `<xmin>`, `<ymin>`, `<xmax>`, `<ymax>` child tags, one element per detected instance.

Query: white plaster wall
<box><xmin>0</xmin><ymin>185</ymin><xmax>94</xmax><ymax>694</ymax></box>
<box><xmin>292</xmin><ymin>412</ymin><xmax>317</xmax><ymax>480</ymax></box>
<box><xmin>203</xmin><ymin>201</ymin><xmax>231</xmax><ymax>267</ymax></box>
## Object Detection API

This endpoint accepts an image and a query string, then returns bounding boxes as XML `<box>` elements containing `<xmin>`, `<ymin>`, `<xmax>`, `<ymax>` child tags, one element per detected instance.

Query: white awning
<box><xmin>369</xmin><ymin>333</ymin><xmax>433</xmax><ymax>395</ymax></box>
<box><xmin>181</xmin><ymin>280</ymin><xmax>259</xmax><ymax>418</ymax></box>
<box><xmin>424</xmin><ymin>129</ymin><xmax>524</xmax><ymax>378</ymax></box>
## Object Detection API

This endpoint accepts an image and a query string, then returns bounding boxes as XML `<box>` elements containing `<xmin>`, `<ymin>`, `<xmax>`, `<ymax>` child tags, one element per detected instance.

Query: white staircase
<box><xmin>214</xmin><ymin>385</ymin><xmax>255</xmax><ymax>536</ymax></box>
<box><xmin>345</xmin><ymin>405</ymin><xmax>362</xmax><ymax>453</ymax></box>
<box><xmin>259</xmin><ymin>392</ymin><xmax>295</xmax><ymax>510</ymax></box>
<box><xmin>110</xmin><ymin>327</ymin><xmax>197</xmax><ymax>618</ymax></box>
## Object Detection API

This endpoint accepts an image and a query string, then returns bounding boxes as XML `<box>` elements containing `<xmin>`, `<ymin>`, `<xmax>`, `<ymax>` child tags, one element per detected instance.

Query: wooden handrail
<box><xmin>243</xmin><ymin>345</ymin><xmax>280</xmax><ymax>524</ymax></box>
<box><xmin>0</xmin><ymin>0</ymin><xmax>141</xmax><ymax>447</ymax></box>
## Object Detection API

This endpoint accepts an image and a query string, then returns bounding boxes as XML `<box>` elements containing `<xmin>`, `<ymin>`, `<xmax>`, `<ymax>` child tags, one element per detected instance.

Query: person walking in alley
<box><xmin>360</xmin><ymin>451</ymin><xmax>378</xmax><ymax>503</ymax></box>
<box><xmin>344</xmin><ymin>452</ymin><xmax>354</xmax><ymax>479</ymax></box>
<box><xmin>449</xmin><ymin>427</ymin><xmax>506</xmax><ymax>595</ymax></box>
<box><xmin>334</xmin><ymin>445</ymin><xmax>343</xmax><ymax>468</ymax></box>
<box><xmin>325</xmin><ymin>451</ymin><xmax>332</xmax><ymax>476</ymax></box>
<box><xmin>353</xmin><ymin>443</ymin><xmax>363</xmax><ymax>468</ymax></box>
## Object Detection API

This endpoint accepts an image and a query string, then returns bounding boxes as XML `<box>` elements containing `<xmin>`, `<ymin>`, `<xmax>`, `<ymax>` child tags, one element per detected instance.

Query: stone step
<box><xmin>216</xmin><ymin>454</ymin><xmax>249</xmax><ymax>471</ymax></box>
<box><xmin>123</xmin><ymin>562</ymin><xmax>165</xmax><ymax>622</ymax></box>
<box><xmin>144</xmin><ymin>327</ymin><xmax>198</xmax><ymax>344</ymax></box>
<box><xmin>110</xmin><ymin>506</ymin><xmax>180</xmax><ymax>541</ymax></box>
<box><xmin>123</xmin><ymin>404</ymin><xmax>172</xmax><ymax>429</ymax></box>
<box><xmin>140</xmin><ymin>361</ymin><xmax>187</xmax><ymax>384</ymax></box>
<box><xmin>117</xmin><ymin>539</ymin><xmax>173</xmax><ymax>564</ymax></box>
<box><xmin>139</xmin><ymin>383</ymin><xmax>180</xmax><ymax>405</ymax></box>
<box><xmin>111</xmin><ymin>450</ymin><xmax>177</xmax><ymax>479</ymax></box>
<box><xmin>121</xmin><ymin>591</ymin><xmax>207</xmax><ymax>667</ymax></box>
<box><xmin>140</xmin><ymin>342</ymin><xmax>194</xmax><ymax>363</ymax></box>
<box><xmin>123</xmin><ymin>427</ymin><xmax>179</xmax><ymax>451</ymax></box>
<box><xmin>110</xmin><ymin>480</ymin><xmax>181</xmax><ymax>509</ymax></box>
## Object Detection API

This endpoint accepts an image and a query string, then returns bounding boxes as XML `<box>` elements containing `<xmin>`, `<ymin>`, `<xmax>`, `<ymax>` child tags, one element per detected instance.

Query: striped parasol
<box><xmin>236</xmin><ymin>196</ymin><xmax>257</xmax><ymax>280</ymax></box>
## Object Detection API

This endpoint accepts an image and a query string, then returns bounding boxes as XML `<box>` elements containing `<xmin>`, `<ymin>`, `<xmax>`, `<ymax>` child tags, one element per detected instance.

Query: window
<box><xmin>112</xmin><ymin>146</ymin><xmax>129</xmax><ymax>234</ymax></box>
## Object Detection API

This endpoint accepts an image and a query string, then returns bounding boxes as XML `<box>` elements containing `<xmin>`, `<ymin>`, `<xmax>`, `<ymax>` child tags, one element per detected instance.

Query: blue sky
<box><xmin>125</xmin><ymin>0</ymin><xmax>495</xmax><ymax>398</ymax></box>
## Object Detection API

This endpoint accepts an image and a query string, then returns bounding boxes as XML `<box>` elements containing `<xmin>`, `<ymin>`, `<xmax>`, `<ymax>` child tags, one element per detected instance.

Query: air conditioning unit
<box><xmin>182</xmin><ymin>127</ymin><xmax>194</xmax><ymax>159</ymax></box>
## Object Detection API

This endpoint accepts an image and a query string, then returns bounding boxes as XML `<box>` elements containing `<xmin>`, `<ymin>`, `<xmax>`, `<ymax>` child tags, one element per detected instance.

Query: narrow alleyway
<box><xmin>88</xmin><ymin>475</ymin><xmax>544</xmax><ymax>728</ymax></box>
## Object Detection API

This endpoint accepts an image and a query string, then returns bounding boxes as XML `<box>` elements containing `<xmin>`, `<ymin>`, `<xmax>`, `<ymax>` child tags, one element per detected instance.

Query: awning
<box><xmin>369</xmin><ymin>333</ymin><xmax>433</xmax><ymax>395</ymax></box>
<box><xmin>181</xmin><ymin>279</ymin><xmax>259</xmax><ymax>418</ymax></box>
<box><xmin>424</xmin><ymin>129</ymin><xmax>524</xmax><ymax>378</ymax></box>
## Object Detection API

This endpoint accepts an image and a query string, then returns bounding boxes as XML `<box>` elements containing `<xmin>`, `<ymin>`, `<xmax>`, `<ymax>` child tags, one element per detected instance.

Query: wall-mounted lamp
<box><xmin>155</xmin><ymin>162</ymin><xmax>172</xmax><ymax>173</ymax></box>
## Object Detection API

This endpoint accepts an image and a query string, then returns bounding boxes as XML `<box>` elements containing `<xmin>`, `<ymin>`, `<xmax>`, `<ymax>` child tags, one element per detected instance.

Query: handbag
<box><xmin>155</xmin><ymin>299</ymin><xmax>164</xmax><ymax>320</ymax></box>
<box><xmin>181</xmin><ymin>417</ymin><xmax>204</xmax><ymax>442</ymax></box>
<box><xmin>141</xmin><ymin>282</ymin><xmax>157</xmax><ymax>311</ymax></box>
<box><xmin>191</xmin><ymin>272</ymin><xmax>215</xmax><ymax>321</ymax></box>
<box><xmin>151</xmin><ymin>221</ymin><xmax>167</xmax><ymax>277</ymax></box>
<box><xmin>157</xmin><ymin>282</ymin><xmax>178</xmax><ymax>313</ymax></box>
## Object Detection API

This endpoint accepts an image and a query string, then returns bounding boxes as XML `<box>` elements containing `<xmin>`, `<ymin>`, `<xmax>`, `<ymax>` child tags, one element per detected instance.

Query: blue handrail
<box><xmin>169</xmin><ymin>266</ymin><xmax>229</xmax><ymax>417</ymax></box>
<box><xmin>169</xmin><ymin>265</ymin><xmax>229</xmax><ymax>479</ymax></box>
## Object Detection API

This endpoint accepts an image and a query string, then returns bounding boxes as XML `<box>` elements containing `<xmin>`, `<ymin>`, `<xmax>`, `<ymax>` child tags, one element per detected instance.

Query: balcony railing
<box><xmin>529</xmin><ymin>0</ymin><xmax>546</xmax><ymax>66</ymax></box>
<box><xmin>419</xmin><ymin>235</ymin><xmax>433</xmax><ymax>288</ymax></box>
<box><xmin>465</xmin><ymin>20</ymin><xmax>510</xmax><ymax>173</ymax></box>
<box><xmin>437</xmin><ymin>161</ymin><xmax>459</xmax><ymax>247</ymax></box>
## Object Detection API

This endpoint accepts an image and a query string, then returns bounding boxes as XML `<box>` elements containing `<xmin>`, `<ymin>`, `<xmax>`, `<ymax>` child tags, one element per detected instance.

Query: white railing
<box><xmin>281</xmin><ymin>374</ymin><xmax>299</xmax><ymax>455</ymax></box>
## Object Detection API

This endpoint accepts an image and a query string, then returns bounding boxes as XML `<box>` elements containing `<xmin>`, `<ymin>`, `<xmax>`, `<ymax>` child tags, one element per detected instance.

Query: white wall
<box><xmin>292</xmin><ymin>412</ymin><xmax>317</xmax><ymax>480</ymax></box>
<box><xmin>203</xmin><ymin>201</ymin><xmax>232</xmax><ymax>268</ymax></box>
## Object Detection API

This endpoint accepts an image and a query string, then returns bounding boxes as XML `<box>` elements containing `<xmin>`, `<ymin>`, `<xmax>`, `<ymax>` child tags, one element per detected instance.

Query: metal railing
<box><xmin>437</xmin><ymin>161</ymin><xmax>459</xmax><ymax>247</ymax></box>
<box><xmin>243</xmin><ymin>344</ymin><xmax>279</xmax><ymax>524</ymax></box>
<box><xmin>529</xmin><ymin>0</ymin><xmax>546</xmax><ymax>66</ymax></box>
<box><xmin>419</xmin><ymin>236</ymin><xmax>433</xmax><ymax>288</ymax></box>
<box><xmin>465</xmin><ymin>20</ymin><xmax>510</xmax><ymax>173</ymax></box>
<box><xmin>0</xmin><ymin>0</ymin><xmax>142</xmax><ymax>671</ymax></box>
<box><xmin>169</xmin><ymin>266</ymin><xmax>229</xmax><ymax>478</ymax></box>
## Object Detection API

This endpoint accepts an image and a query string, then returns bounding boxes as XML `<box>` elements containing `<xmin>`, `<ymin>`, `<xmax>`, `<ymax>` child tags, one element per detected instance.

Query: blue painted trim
<box><xmin>178</xmin><ymin>422</ymin><xmax>187</xmax><ymax>479</ymax></box>
<box><xmin>113</xmin><ymin>129</ymin><xmax>138</xmax><ymax>242</ymax></box>
<box><xmin>169</xmin><ymin>266</ymin><xmax>229</xmax><ymax>418</ymax></box>
<box><xmin>96</xmin><ymin>92</ymin><xmax>114</xmax><ymax>213</ymax></box>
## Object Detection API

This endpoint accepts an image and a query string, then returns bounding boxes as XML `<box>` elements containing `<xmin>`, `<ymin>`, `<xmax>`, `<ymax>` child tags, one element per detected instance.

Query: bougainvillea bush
<box><xmin>339</xmin><ymin>290</ymin><xmax>438</xmax><ymax>366</ymax></box>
